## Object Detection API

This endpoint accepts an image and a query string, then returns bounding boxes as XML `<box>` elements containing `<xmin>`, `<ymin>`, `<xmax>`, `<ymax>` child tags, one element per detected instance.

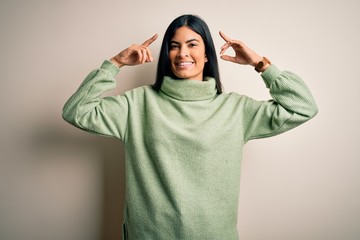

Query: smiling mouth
<box><xmin>176</xmin><ymin>62</ymin><xmax>194</xmax><ymax>67</ymax></box>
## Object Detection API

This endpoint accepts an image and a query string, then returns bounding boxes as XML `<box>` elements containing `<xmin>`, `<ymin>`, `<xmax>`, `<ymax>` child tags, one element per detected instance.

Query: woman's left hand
<box><xmin>219</xmin><ymin>31</ymin><xmax>262</xmax><ymax>67</ymax></box>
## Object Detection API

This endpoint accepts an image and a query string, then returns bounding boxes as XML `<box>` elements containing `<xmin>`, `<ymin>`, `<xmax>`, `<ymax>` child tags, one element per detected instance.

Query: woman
<box><xmin>63</xmin><ymin>14</ymin><xmax>318</xmax><ymax>239</ymax></box>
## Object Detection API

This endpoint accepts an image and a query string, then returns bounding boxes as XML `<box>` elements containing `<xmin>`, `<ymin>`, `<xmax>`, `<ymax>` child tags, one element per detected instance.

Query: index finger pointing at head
<box><xmin>142</xmin><ymin>34</ymin><xmax>158</xmax><ymax>47</ymax></box>
<box><xmin>219</xmin><ymin>31</ymin><xmax>231</xmax><ymax>42</ymax></box>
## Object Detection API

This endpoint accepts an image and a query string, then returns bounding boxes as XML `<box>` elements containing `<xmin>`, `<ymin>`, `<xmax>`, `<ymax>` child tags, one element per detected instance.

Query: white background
<box><xmin>1</xmin><ymin>0</ymin><xmax>359</xmax><ymax>239</ymax></box>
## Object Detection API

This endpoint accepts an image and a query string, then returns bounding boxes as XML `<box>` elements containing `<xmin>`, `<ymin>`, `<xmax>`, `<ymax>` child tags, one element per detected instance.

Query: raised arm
<box><xmin>218</xmin><ymin>31</ymin><xmax>318</xmax><ymax>142</ymax></box>
<box><xmin>62</xmin><ymin>34</ymin><xmax>158</xmax><ymax>140</ymax></box>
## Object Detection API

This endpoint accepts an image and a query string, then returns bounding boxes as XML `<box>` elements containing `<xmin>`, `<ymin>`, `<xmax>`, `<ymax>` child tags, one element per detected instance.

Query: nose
<box><xmin>177</xmin><ymin>46</ymin><xmax>189</xmax><ymax>58</ymax></box>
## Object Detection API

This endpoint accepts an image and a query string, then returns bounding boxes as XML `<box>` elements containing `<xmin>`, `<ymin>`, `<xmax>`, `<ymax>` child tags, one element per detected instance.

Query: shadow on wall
<box><xmin>16</xmin><ymin>59</ymin><xmax>158</xmax><ymax>240</ymax></box>
<box><xmin>29</xmin><ymin>122</ymin><xmax>126</xmax><ymax>240</ymax></box>
<box><xmin>97</xmin><ymin>135</ymin><xmax>126</xmax><ymax>240</ymax></box>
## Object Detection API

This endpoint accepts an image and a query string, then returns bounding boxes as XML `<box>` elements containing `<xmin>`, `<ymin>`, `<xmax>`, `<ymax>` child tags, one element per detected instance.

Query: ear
<box><xmin>205</xmin><ymin>55</ymin><xmax>208</xmax><ymax>62</ymax></box>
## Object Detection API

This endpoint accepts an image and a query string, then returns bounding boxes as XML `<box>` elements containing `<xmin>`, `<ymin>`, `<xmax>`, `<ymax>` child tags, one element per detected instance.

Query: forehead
<box><xmin>171</xmin><ymin>26</ymin><xmax>203</xmax><ymax>42</ymax></box>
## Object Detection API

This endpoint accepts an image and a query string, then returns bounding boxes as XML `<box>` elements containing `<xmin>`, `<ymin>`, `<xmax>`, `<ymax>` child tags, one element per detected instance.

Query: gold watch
<box><xmin>255</xmin><ymin>57</ymin><xmax>271</xmax><ymax>73</ymax></box>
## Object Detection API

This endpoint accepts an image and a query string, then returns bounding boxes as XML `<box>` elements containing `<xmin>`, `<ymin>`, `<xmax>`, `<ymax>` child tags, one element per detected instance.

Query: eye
<box><xmin>188</xmin><ymin>43</ymin><xmax>197</xmax><ymax>48</ymax></box>
<box><xmin>170</xmin><ymin>44</ymin><xmax>179</xmax><ymax>50</ymax></box>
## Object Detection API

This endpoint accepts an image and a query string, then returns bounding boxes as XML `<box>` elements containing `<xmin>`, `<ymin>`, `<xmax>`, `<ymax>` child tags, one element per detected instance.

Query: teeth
<box><xmin>178</xmin><ymin>62</ymin><xmax>192</xmax><ymax>66</ymax></box>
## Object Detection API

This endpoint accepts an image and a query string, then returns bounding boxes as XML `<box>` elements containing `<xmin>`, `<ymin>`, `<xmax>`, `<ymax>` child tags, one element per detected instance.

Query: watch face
<box><xmin>255</xmin><ymin>61</ymin><xmax>264</xmax><ymax>72</ymax></box>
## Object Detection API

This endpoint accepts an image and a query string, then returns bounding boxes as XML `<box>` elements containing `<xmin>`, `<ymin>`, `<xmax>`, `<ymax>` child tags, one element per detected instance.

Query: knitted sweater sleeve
<box><xmin>242</xmin><ymin>65</ymin><xmax>318</xmax><ymax>143</ymax></box>
<box><xmin>62</xmin><ymin>60</ymin><xmax>127</xmax><ymax>140</ymax></box>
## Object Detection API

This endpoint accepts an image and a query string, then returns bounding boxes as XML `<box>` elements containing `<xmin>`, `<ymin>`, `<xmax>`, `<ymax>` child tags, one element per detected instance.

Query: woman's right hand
<box><xmin>110</xmin><ymin>34</ymin><xmax>158</xmax><ymax>68</ymax></box>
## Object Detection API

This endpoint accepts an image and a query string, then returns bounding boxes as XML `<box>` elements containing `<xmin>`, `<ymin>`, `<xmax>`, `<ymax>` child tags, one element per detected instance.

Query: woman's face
<box><xmin>169</xmin><ymin>26</ymin><xmax>208</xmax><ymax>81</ymax></box>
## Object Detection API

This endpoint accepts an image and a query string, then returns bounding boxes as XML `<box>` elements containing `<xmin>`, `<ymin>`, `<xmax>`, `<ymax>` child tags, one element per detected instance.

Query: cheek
<box><xmin>168</xmin><ymin>51</ymin><xmax>176</xmax><ymax>62</ymax></box>
<box><xmin>195</xmin><ymin>50</ymin><xmax>207</xmax><ymax>62</ymax></box>
<box><xmin>197</xmin><ymin>55</ymin><xmax>207</xmax><ymax>65</ymax></box>
<box><xmin>168</xmin><ymin>53</ymin><xmax>176</xmax><ymax>72</ymax></box>
<box><xmin>168</xmin><ymin>54</ymin><xmax>175</xmax><ymax>66</ymax></box>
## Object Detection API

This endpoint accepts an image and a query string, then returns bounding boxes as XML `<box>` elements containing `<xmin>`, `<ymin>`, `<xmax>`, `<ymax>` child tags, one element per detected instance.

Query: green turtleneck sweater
<box><xmin>62</xmin><ymin>60</ymin><xmax>317</xmax><ymax>239</ymax></box>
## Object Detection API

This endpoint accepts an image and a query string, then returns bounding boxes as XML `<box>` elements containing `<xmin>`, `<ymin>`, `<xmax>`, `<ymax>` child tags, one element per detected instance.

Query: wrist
<box><xmin>251</xmin><ymin>56</ymin><xmax>263</xmax><ymax>67</ymax></box>
<box><xmin>110</xmin><ymin>57</ymin><xmax>124</xmax><ymax>68</ymax></box>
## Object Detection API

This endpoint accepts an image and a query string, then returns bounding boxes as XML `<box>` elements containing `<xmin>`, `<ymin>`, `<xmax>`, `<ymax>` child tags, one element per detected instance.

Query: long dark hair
<box><xmin>152</xmin><ymin>14</ymin><xmax>222</xmax><ymax>94</ymax></box>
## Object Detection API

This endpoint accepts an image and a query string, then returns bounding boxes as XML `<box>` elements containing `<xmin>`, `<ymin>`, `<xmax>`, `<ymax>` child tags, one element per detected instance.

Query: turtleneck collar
<box><xmin>160</xmin><ymin>76</ymin><xmax>217</xmax><ymax>101</ymax></box>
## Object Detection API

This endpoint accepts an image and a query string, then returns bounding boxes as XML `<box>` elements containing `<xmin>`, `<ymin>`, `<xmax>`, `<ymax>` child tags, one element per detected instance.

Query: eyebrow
<box><xmin>170</xmin><ymin>38</ymin><xmax>200</xmax><ymax>44</ymax></box>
